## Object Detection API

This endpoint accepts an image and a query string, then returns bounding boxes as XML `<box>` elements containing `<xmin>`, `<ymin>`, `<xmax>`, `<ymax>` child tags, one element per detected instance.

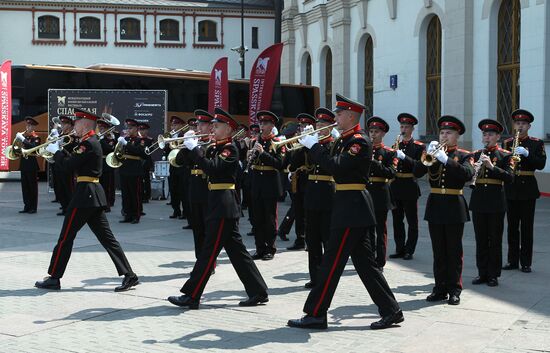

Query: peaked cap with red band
<box><xmin>438</xmin><ymin>115</ymin><xmax>466</xmax><ymax>135</ymax></box>
<box><xmin>25</xmin><ymin>116</ymin><xmax>39</xmax><ymax>126</ymax></box>
<box><xmin>296</xmin><ymin>113</ymin><xmax>317</xmax><ymax>125</ymax></box>
<box><xmin>511</xmin><ymin>109</ymin><xmax>534</xmax><ymax>123</ymax></box>
<box><xmin>333</xmin><ymin>93</ymin><xmax>365</xmax><ymax>114</ymax></box>
<box><xmin>478</xmin><ymin>118</ymin><xmax>503</xmax><ymax>133</ymax></box>
<box><xmin>194</xmin><ymin>109</ymin><xmax>214</xmax><ymax>123</ymax></box>
<box><xmin>366</xmin><ymin>116</ymin><xmax>390</xmax><ymax>133</ymax></box>
<box><xmin>315</xmin><ymin>107</ymin><xmax>335</xmax><ymax>123</ymax></box>
<box><xmin>397</xmin><ymin>112</ymin><xmax>418</xmax><ymax>125</ymax></box>
<box><xmin>213</xmin><ymin>107</ymin><xmax>239</xmax><ymax>130</ymax></box>
<box><xmin>257</xmin><ymin>110</ymin><xmax>280</xmax><ymax>124</ymax></box>
<box><xmin>170</xmin><ymin>115</ymin><xmax>185</xmax><ymax>125</ymax></box>
<box><xmin>74</xmin><ymin>108</ymin><xmax>100</xmax><ymax>122</ymax></box>
<box><xmin>125</xmin><ymin>118</ymin><xmax>139</xmax><ymax>126</ymax></box>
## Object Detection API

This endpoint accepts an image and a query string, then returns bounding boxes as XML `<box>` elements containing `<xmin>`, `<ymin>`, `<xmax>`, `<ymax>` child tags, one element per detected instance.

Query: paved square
<box><xmin>0</xmin><ymin>180</ymin><xmax>549</xmax><ymax>352</ymax></box>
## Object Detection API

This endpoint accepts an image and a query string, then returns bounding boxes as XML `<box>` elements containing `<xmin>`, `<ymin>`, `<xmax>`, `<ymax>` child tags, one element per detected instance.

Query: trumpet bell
<box><xmin>421</xmin><ymin>154</ymin><xmax>435</xmax><ymax>166</ymax></box>
<box><xmin>101</xmin><ymin>113</ymin><xmax>120</xmax><ymax>126</ymax></box>
<box><xmin>3</xmin><ymin>145</ymin><xmax>20</xmax><ymax>160</ymax></box>
<box><xmin>168</xmin><ymin>149</ymin><xmax>182</xmax><ymax>167</ymax></box>
<box><xmin>157</xmin><ymin>135</ymin><xmax>166</xmax><ymax>149</ymax></box>
<box><xmin>106</xmin><ymin>152</ymin><xmax>123</xmax><ymax>168</ymax></box>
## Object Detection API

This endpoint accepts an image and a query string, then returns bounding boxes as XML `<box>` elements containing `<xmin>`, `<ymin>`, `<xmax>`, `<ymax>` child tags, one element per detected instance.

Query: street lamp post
<box><xmin>231</xmin><ymin>0</ymin><xmax>248</xmax><ymax>79</ymax></box>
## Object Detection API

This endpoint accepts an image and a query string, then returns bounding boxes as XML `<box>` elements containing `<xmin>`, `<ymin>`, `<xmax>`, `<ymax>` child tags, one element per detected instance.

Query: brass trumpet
<box><xmin>158</xmin><ymin>133</ymin><xmax>212</xmax><ymax>150</ymax></box>
<box><xmin>145</xmin><ymin>124</ymin><xmax>190</xmax><ymax>155</ymax></box>
<box><xmin>269</xmin><ymin>123</ymin><xmax>338</xmax><ymax>152</ymax></box>
<box><xmin>3</xmin><ymin>134</ymin><xmax>73</xmax><ymax>161</ymax></box>
<box><xmin>421</xmin><ymin>141</ymin><xmax>447</xmax><ymax>166</ymax></box>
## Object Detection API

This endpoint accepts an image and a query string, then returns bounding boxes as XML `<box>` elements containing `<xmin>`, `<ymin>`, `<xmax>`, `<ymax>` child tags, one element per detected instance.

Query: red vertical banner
<box><xmin>0</xmin><ymin>60</ymin><xmax>12</xmax><ymax>171</ymax></box>
<box><xmin>208</xmin><ymin>57</ymin><xmax>229</xmax><ymax>113</ymax></box>
<box><xmin>248</xmin><ymin>43</ymin><xmax>284</xmax><ymax>125</ymax></box>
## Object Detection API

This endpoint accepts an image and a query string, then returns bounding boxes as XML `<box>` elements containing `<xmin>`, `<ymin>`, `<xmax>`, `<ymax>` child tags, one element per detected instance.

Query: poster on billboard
<box><xmin>48</xmin><ymin>89</ymin><xmax>167</xmax><ymax>161</ymax></box>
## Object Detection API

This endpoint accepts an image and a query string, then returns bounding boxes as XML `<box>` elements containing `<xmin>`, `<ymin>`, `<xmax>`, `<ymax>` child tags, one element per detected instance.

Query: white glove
<box><xmin>331</xmin><ymin>128</ymin><xmax>340</xmax><ymax>139</ymax></box>
<box><xmin>434</xmin><ymin>149</ymin><xmax>448</xmax><ymax>164</ymax></box>
<box><xmin>299</xmin><ymin>133</ymin><xmax>319</xmax><ymax>149</ymax></box>
<box><xmin>49</xmin><ymin>130</ymin><xmax>59</xmax><ymax>138</ymax></box>
<box><xmin>183</xmin><ymin>137</ymin><xmax>198</xmax><ymax>150</ymax></box>
<box><xmin>396</xmin><ymin>150</ymin><xmax>406</xmax><ymax>160</ymax></box>
<box><xmin>427</xmin><ymin>141</ymin><xmax>439</xmax><ymax>153</ymax></box>
<box><xmin>302</xmin><ymin>125</ymin><xmax>314</xmax><ymax>134</ymax></box>
<box><xmin>45</xmin><ymin>142</ymin><xmax>59</xmax><ymax>154</ymax></box>
<box><xmin>272</xmin><ymin>126</ymin><xmax>279</xmax><ymax>136</ymax></box>
<box><xmin>278</xmin><ymin>135</ymin><xmax>287</xmax><ymax>141</ymax></box>
<box><xmin>184</xmin><ymin>130</ymin><xmax>196</xmax><ymax>138</ymax></box>
<box><xmin>288</xmin><ymin>172</ymin><xmax>293</xmax><ymax>182</ymax></box>
<box><xmin>515</xmin><ymin>146</ymin><xmax>529</xmax><ymax>157</ymax></box>
<box><xmin>117</xmin><ymin>136</ymin><xmax>128</xmax><ymax>146</ymax></box>
<box><xmin>15</xmin><ymin>132</ymin><xmax>26</xmax><ymax>142</ymax></box>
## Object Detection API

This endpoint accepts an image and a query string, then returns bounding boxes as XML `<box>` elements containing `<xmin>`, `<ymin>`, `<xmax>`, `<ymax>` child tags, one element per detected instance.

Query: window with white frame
<box><xmin>120</xmin><ymin>17</ymin><xmax>141</xmax><ymax>40</ymax></box>
<box><xmin>37</xmin><ymin>15</ymin><xmax>60</xmax><ymax>39</ymax></box>
<box><xmin>159</xmin><ymin>19</ymin><xmax>180</xmax><ymax>41</ymax></box>
<box><xmin>79</xmin><ymin>16</ymin><xmax>101</xmax><ymax>40</ymax></box>
<box><xmin>198</xmin><ymin>20</ymin><xmax>218</xmax><ymax>42</ymax></box>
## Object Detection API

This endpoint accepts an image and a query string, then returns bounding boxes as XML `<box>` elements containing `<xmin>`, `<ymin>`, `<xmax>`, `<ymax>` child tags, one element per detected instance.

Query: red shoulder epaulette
<box><xmin>383</xmin><ymin>146</ymin><xmax>394</xmax><ymax>152</ymax></box>
<box><xmin>353</xmin><ymin>134</ymin><xmax>364</xmax><ymax>139</ymax></box>
<box><xmin>498</xmin><ymin>147</ymin><xmax>511</xmax><ymax>154</ymax></box>
<box><xmin>529</xmin><ymin>136</ymin><xmax>541</xmax><ymax>141</ymax></box>
<box><xmin>457</xmin><ymin>148</ymin><xmax>471</xmax><ymax>154</ymax></box>
<box><xmin>414</xmin><ymin>140</ymin><xmax>424</xmax><ymax>146</ymax></box>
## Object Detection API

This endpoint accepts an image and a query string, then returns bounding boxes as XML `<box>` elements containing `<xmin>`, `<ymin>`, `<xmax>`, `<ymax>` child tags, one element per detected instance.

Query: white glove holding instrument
<box><xmin>434</xmin><ymin>149</ymin><xmax>448</xmax><ymax>164</ymax></box>
<box><xmin>515</xmin><ymin>146</ymin><xmax>529</xmax><ymax>157</ymax></box>
<box><xmin>117</xmin><ymin>136</ymin><xmax>128</xmax><ymax>146</ymax></box>
<box><xmin>45</xmin><ymin>142</ymin><xmax>59</xmax><ymax>154</ymax></box>
<box><xmin>331</xmin><ymin>128</ymin><xmax>340</xmax><ymax>139</ymax></box>
<box><xmin>15</xmin><ymin>132</ymin><xmax>26</xmax><ymax>142</ymax></box>
<box><xmin>396</xmin><ymin>150</ymin><xmax>406</xmax><ymax>160</ymax></box>
<box><xmin>299</xmin><ymin>133</ymin><xmax>319</xmax><ymax>149</ymax></box>
<box><xmin>427</xmin><ymin>141</ymin><xmax>439</xmax><ymax>153</ymax></box>
<box><xmin>183</xmin><ymin>136</ymin><xmax>198</xmax><ymax>150</ymax></box>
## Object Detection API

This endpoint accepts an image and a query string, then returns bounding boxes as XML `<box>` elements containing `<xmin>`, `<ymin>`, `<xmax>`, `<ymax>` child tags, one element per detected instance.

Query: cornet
<box><xmin>158</xmin><ymin>133</ymin><xmax>212</xmax><ymax>150</ymax></box>
<box><xmin>270</xmin><ymin>123</ymin><xmax>338</xmax><ymax>152</ymax></box>
<box><xmin>470</xmin><ymin>144</ymin><xmax>489</xmax><ymax>188</ymax></box>
<box><xmin>145</xmin><ymin>124</ymin><xmax>190</xmax><ymax>155</ymax></box>
<box><xmin>421</xmin><ymin>141</ymin><xmax>448</xmax><ymax>166</ymax></box>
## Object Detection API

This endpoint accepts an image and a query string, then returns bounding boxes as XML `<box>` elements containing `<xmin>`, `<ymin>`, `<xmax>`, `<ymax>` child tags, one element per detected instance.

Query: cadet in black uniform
<box><xmin>243</xmin><ymin>124</ymin><xmax>260</xmax><ymax>237</ymax></box>
<box><xmin>288</xmin><ymin>94</ymin><xmax>402</xmax><ymax>330</ymax></box>
<box><xmin>366</xmin><ymin>117</ymin><xmax>396</xmax><ymax>268</ymax></box>
<box><xmin>166</xmin><ymin>116</ymin><xmax>188</xmax><ymax>219</ymax></box>
<box><xmin>175</xmin><ymin>110</ymin><xmax>214</xmax><ymax>259</ymax></box>
<box><xmin>118</xmin><ymin>118</ymin><xmax>147</xmax><ymax>224</ymax></box>
<box><xmin>16</xmin><ymin>117</ymin><xmax>41</xmax><ymax>214</ymax></box>
<box><xmin>389</xmin><ymin>113</ymin><xmax>425</xmax><ymax>260</ymax></box>
<box><xmin>502</xmin><ymin>109</ymin><xmax>547</xmax><ymax>273</ymax></box>
<box><xmin>167</xmin><ymin>108</ymin><xmax>268</xmax><ymax>309</ymax></box>
<box><xmin>97</xmin><ymin>118</ymin><xmax>116</xmax><ymax>211</ymax></box>
<box><xmin>138</xmin><ymin>123</ymin><xmax>153</xmax><ymax>204</ymax></box>
<box><xmin>35</xmin><ymin>109</ymin><xmax>138</xmax><ymax>292</ymax></box>
<box><xmin>249</xmin><ymin>111</ymin><xmax>285</xmax><ymax>261</ymax></box>
<box><xmin>55</xmin><ymin>115</ymin><xmax>77</xmax><ymax>216</ymax></box>
<box><xmin>470</xmin><ymin>119</ymin><xmax>514</xmax><ymax>287</ymax></box>
<box><xmin>415</xmin><ymin>116</ymin><xmax>474</xmax><ymax>305</ymax></box>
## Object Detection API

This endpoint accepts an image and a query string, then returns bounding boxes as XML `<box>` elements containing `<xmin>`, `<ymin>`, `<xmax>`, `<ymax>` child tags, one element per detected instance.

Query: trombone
<box><xmin>269</xmin><ymin>123</ymin><xmax>338</xmax><ymax>152</ymax></box>
<box><xmin>145</xmin><ymin>124</ymin><xmax>189</xmax><ymax>155</ymax></box>
<box><xmin>421</xmin><ymin>141</ymin><xmax>447</xmax><ymax>166</ymax></box>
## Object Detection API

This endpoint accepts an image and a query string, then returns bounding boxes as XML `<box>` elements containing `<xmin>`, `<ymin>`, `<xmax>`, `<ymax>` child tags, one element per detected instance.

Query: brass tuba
<box><xmin>105</xmin><ymin>140</ymin><xmax>125</xmax><ymax>168</ymax></box>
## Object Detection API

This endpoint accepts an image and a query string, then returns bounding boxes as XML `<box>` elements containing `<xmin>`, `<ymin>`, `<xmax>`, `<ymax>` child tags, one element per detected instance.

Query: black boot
<box><xmin>115</xmin><ymin>273</ymin><xmax>139</xmax><ymax>292</ymax></box>
<box><xmin>35</xmin><ymin>276</ymin><xmax>61</xmax><ymax>290</ymax></box>
<box><xmin>287</xmin><ymin>314</ymin><xmax>328</xmax><ymax>329</ymax></box>
<box><xmin>238</xmin><ymin>293</ymin><xmax>269</xmax><ymax>307</ymax></box>
<box><xmin>167</xmin><ymin>295</ymin><xmax>199</xmax><ymax>309</ymax></box>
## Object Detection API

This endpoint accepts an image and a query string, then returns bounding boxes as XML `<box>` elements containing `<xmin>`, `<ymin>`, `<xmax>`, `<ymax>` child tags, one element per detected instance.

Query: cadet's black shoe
<box><xmin>51</xmin><ymin>199</ymin><xmax>59</xmax><ymax>203</ymax></box>
<box><xmin>389</xmin><ymin>252</ymin><xmax>404</xmax><ymax>259</ymax></box>
<box><xmin>167</xmin><ymin>295</ymin><xmax>199</xmax><ymax>309</ymax></box>
<box><xmin>502</xmin><ymin>263</ymin><xmax>518</xmax><ymax>270</ymax></box>
<box><xmin>487</xmin><ymin>278</ymin><xmax>499</xmax><ymax>287</ymax></box>
<box><xmin>239</xmin><ymin>293</ymin><xmax>269</xmax><ymax>306</ymax></box>
<box><xmin>262</xmin><ymin>253</ymin><xmax>274</xmax><ymax>261</ymax></box>
<box><xmin>182</xmin><ymin>224</ymin><xmax>193</xmax><ymax>230</ymax></box>
<box><xmin>18</xmin><ymin>209</ymin><xmax>29</xmax><ymax>213</ymax></box>
<box><xmin>472</xmin><ymin>276</ymin><xmax>487</xmax><ymax>285</ymax></box>
<box><xmin>119</xmin><ymin>218</ymin><xmax>132</xmax><ymax>223</ymax></box>
<box><xmin>140</xmin><ymin>212</ymin><xmax>146</xmax><ymax>216</ymax></box>
<box><xmin>287</xmin><ymin>243</ymin><xmax>305</xmax><ymax>251</ymax></box>
<box><xmin>426</xmin><ymin>292</ymin><xmax>448</xmax><ymax>302</ymax></box>
<box><xmin>304</xmin><ymin>281</ymin><xmax>315</xmax><ymax>289</ymax></box>
<box><xmin>252</xmin><ymin>253</ymin><xmax>263</xmax><ymax>260</ymax></box>
<box><xmin>56</xmin><ymin>211</ymin><xmax>65</xmax><ymax>216</ymax></box>
<box><xmin>169</xmin><ymin>213</ymin><xmax>180</xmax><ymax>219</ymax></box>
<box><xmin>178</xmin><ymin>215</ymin><xmax>186</xmax><ymax>220</ymax></box>
<box><xmin>521</xmin><ymin>266</ymin><xmax>532</xmax><ymax>273</ymax></box>
<box><xmin>287</xmin><ymin>314</ymin><xmax>328</xmax><ymax>329</ymax></box>
<box><xmin>115</xmin><ymin>274</ymin><xmax>139</xmax><ymax>292</ymax></box>
<box><xmin>130</xmin><ymin>218</ymin><xmax>140</xmax><ymax>224</ymax></box>
<box><xmin>403</xmin><ymin>253</ymin><xmax>413</xmax><ymax>260</ymax></box>
<box><xmin>370</xmin><ymin>310</ymin><xmax>404</xmax><ymax>330</ymax></box>
<box><xmin>448</xmin><ymin>294</ymin><xmax>460</xmax><ymax>305</ymax></box>
<box><xmin>35</xmin><ymin>276</ymin><xmax>61</xmax><ymax>290</ymax></box>
<box><xmin>28</xmin><ymin>210</ymin><xmax>37</xmax><ymax>214</ymax></box>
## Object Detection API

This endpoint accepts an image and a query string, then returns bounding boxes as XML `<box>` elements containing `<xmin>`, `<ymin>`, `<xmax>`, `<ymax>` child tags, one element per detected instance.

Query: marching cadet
<box><xmin>249</xmin><ymin>111</ymin><xmax>285</xmax><ymax>261</ymax></box>
<box><xmin>415</xmin><ymin>116</ymin><xmax>474</xmax><ymax>305</ymax></box>
<box><xmin>118</xmin><ymin>118</ymin><xmax>147</xmax><ymax>224</ymax></box>
<box><xmin>167</xmin><ymin>108</ymin><xmax>269</xmax><ymax>309</ymax></box>
<box><xmin>288</xmin><ymin>94</ymin><xmax>402</xmax><ymax>330</ymax></box>
<box><xmin>138</xmin><ymin>123</ymin><xmax>153</xmax><ymax>204</ymax></box>
<box><xmin>166</xmin><ymin>116</ymin><xmax>188</xmax><ymax>219</ymax></box>
<box><xmin>97</xmin><ymin>118</ymin><xmax>116</xmax><ymax>211</ymax></box>
<box><xmin>243</xmin><ymin>123</ymin><xmax>260</xmax><ymax>237</ymax></box>
<box><xmin>35</xmin><ymin>109</ymin><xmax>138</xmax><ymax>292</ymax></box>
<box><xmin>175</xmin><ymin>110</ymin><xmax>214</xmax><ymax>259</ymax></box>
<box><xmin>470</xmin><ymin>119</ymin><xmax>514</xmax><ymax>287</ymax></box>
<box><xmin>366</xmin><ymin>116</ymin><xmax>396</xmax><ymax>269</ymax></box>
<box><xmin>183</xmin><ymin>118</ymin><xmax>197</xmax><ymax>227</ymax></box>
<box><xmin>502</xmin><ymin>109</ymin><xmax>547</xmax><ymax>273</ymax></box>
<box><xmin>55</xmin><ymin>115</ymin><xmax>77</xmax><ymax>216</ymax></box>
<box><xmin>15</xmin><ymin>117</ymin><xmax>41</xmax><ymax>214</ymax></box>
<box><xmin>389</xmin><ymin>113</ymin><xmax>425</xmax><ymax>260</ymax></box>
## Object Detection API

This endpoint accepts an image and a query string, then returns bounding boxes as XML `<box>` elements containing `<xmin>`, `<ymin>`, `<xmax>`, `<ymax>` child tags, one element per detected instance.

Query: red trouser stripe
<box><xmin>137</xmin><ymin>177</ymin><xmax>142</xmax><ymax>219</ymax></box>
<box><xmin>50</xmin><ymin>208</ymin><xmax>78</xmax><ymax>276</ymax></box>
<box><xmin>192</xmin><ymin>218</ymin><xmax>225</xmax><ymax>299</ymax></box>
<box><xmin>313</xmin><ymin>227</ymin><xmax>350</xmax><ymax>316</ymax></box>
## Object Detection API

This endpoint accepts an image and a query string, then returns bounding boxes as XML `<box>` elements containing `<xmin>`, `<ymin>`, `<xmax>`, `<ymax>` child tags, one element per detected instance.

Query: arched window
<box><xmin>38</xmin><ymin>15</ymin><xmax>60</xmax><ymax>39</ymax></box>
<box><xmin>305</xmin><ymin>54</ymin><xmax>312</xmax><ymax>85</ymax></box>
<box><xmin>79</xmin><ymin>17</ymin><xmax>101</xmax><ymax>40</ymax></box>
<box><xmin>160</xmin><ymin>19</ymin><xmax>179</xmax><ymax>41</ymax></box>
<box><xmin>120</xmin><ymin>18</ymin><xmax>141</xmax><ymax>40</ymax></box>
<box><xmin>364</xmin><ymin>35</ymin><xmax>374</xmax><ymax>119</ymax></box>
<box><xmin>198</xmin><ymin>20</ymin><xmax>218</xmax><ymax>42</ymax></box>
<box><xmin>324</xmin><ymin>48</ymin><xmax>332</xmax><ymax>108</ymax></box>
<box><xmin>426</xmin><ymin>16</ymin><xmax>442</xmax><ymax>136</ymax></box>
<box><xmin>497</xmin><ymin>0</ymin><xmax>520</xmax><ymax>135</ymax></box>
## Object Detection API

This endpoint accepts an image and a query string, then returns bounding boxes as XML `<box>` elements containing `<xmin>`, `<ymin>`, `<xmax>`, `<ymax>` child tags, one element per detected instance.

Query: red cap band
<box><xmin>440</xmin><ymin>121</ymin><xmax>461</xmax><ymax>131</ymax></box>
<box><xmin>513</xmin><ymin>114</ymin><xmax>531</xmax><ymax>121</ymax></box>
<box><xmin>74</xmin><ymin>111</ymin><xmax>97</xmax><ymax>121</ymax></box>
<box><xmin>368</xmin><ymin>121</ymin><xmax>386</xmax><ymax>129</ymax></box>
<box><xmin>336</xmin><ymin>101</ymin><xmax>363</xmax><ymax>113</ymax></box>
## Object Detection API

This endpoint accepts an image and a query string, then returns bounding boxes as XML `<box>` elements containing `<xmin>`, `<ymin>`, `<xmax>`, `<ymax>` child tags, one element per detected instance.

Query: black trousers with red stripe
<box><xmin>305</xmin><ymin>208</ymin><xmax>331</xmax><ymax>284</ymax></box>
<box><xmin>190</xmin><ymin>201</ymin><xmax>208</xmax><ymax>259</ymax></box>
<box><xmin>181</xmin><ymin>218</ymin><xmax>267</xmax><ymax>300</ymax></box>
<box><xmin>56</xmin><ymin>170</ymin><xmax>74</xmax><ymax>212</ymax></box>
<box><xmin>373</xmin><ymin>210</ymin><xmax>389</xmax><ymax>268</ymax></box>
<box><xmin>120</xmin><ymin>175</ymin><xmax>142</xmax><ymax>220</ymax></box>
<box><xmin>252</xmin><ymin>196</ymin><xmax>278</xmax><ymax>255</ymax></box>
<box><xmin>303</xmin><ymin>226</ymin><xmax>400</xmax><ymax>317</ymax></box>
<box><xmin>48</xmin><ymin>207</ymin><xmax>133</xmax><ymax>278</ymax></box>
<box><xmin>392</xmin><ymin>199</ymin><xmax>419</xmax><ymax>255</ymax></box>
<box><xmin>506</xmin><ymin>200</ymin><xmax>536</xmax><ymax>267</ymax></box>
<box><xmin>20</xmin><ymin>170</ymin><xmax>38</xmax><ymax>211</ymax></box>
<box><xmin>428</xmin><ymin>222</ymin><xmax>464</xmax><ymax>296</ymax></box>
<box><xmin>100</xmin><ymin>171</ymin><xmax>116</xmax><ymax>207</ymax></box>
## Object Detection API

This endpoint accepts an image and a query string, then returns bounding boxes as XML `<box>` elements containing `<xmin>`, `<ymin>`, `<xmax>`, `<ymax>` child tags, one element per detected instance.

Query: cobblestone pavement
<box><xmin>0</xmin><ymin>180</ymin><xmax>549</xmax><ymax>353</ymax></box>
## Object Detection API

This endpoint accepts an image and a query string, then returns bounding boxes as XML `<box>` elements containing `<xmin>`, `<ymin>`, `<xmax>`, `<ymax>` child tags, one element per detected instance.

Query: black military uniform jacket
<box><xmin>415</xmin><ymin>146</ymin><xmax>474</xmax><ymax>224</ymax></box>
<box><xmin>53</xmin><ymin>130</ymin><xmax>107</xmax><ymax>209</ymax></box>
<box><xmin>309</xmin><ymin>124</ymin><xmax>376</xmax><ymax>229</ymax></box>
<box><xmin>55</xmin><ymin>133</ymin><xmax>78</xmax><ymax>172</ymax></box>
<box><xmin>469</xmin><ymin>146</ymin><xmax>514</xmax><ymax>213</ymax></box>
<box><xmin>176</xmin><ymin>139</ymin><xmax>215</xmax><ymax>205</ymax></box>
<box><xmin>250</xmin><ymin>134</ymin><xmax>285</xmax><ymax>198</ymax></box>
<box><xmin>141</xmin><ymin>136</ymin><xmax>154</xmax><ymax>171</ymax></box>
<box><xmin>119</xmin><ymin>135</ymin><xmax>146</xmax><ymax>176</ymax></box>
<box><xmin>368</xmin><ymin>143</ymin><xmax>396</xmax><ymax>212</ymax></box>
<box><xmin>19</xmin><ymin>132</ymin><xmax>41</xmax><ymax>172</ymax></box>
<box><xmin>99</xmin><ymin>135</ymin><xmax>116</xmax><ymax>173</ymax></box>
<box><xmin>390</xmin><ymin>139</ymin><xmax>425</xmax><ymax>201</ymax></box>
<box><xmin>503</xmin><ymin>136</ymin><xmax>547</xmax><ymax>200</ymax></box>
<box><xmin>190</xmin><ymin>137</ymin><xmax>241</xmax><ymax>221</ymax></box>
<box><xmin>286</xmin><ymin>148</ymin><xmax>309</xmax><ymax>194</ymax></box>
<box><xmin>164</xmin><ymin>132</ymin><xmax>188</xmax><ymax>177</ymax></box>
